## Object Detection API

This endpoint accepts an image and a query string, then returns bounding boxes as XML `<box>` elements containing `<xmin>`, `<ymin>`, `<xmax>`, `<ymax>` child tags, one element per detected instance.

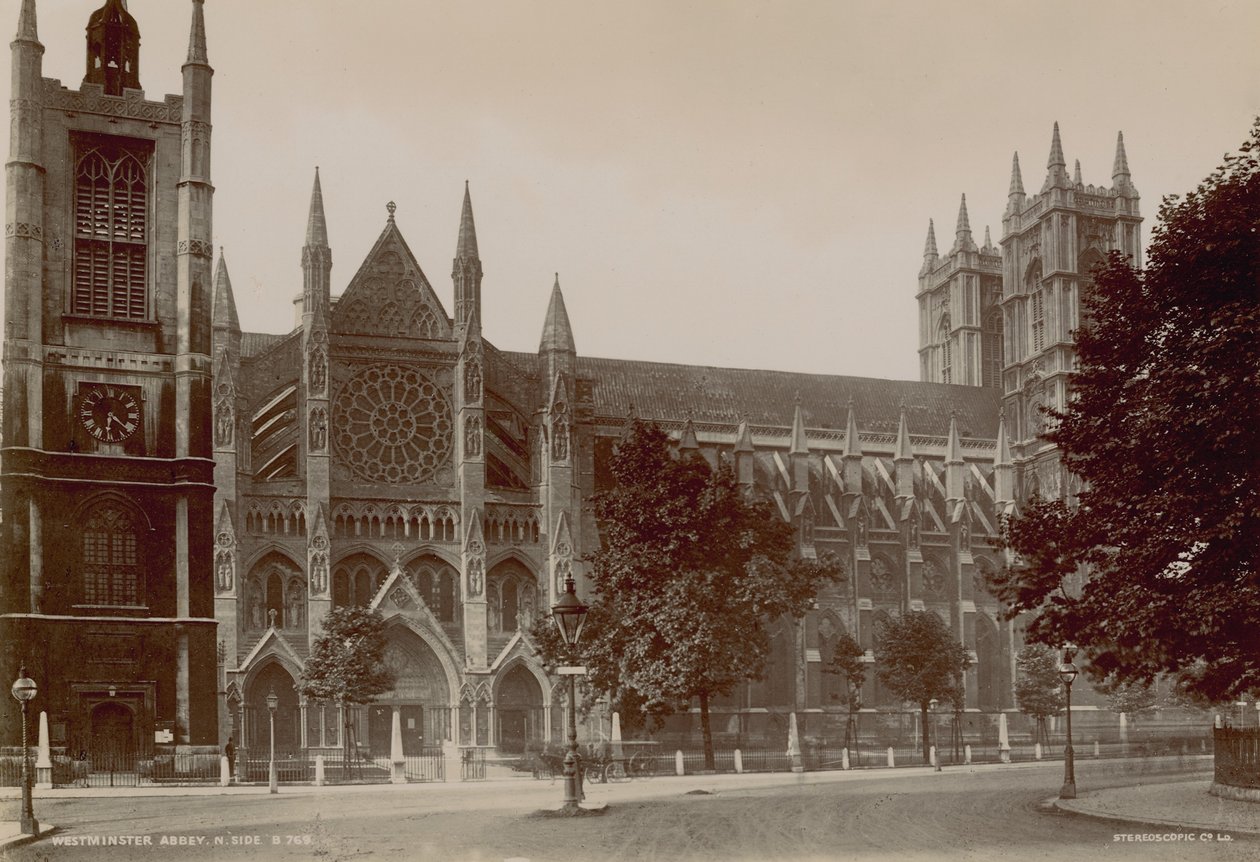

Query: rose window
<box><xmin>333</xmin><ymin>364</ymin><xmax>453</xmax><ymax>484</ymax></box>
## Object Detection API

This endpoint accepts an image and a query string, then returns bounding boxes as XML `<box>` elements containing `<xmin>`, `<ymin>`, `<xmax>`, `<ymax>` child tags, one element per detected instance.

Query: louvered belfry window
<box><xmin>72</xmin><ymin>136</ymin><xmax>151</xmax><ymax>320</ymax></box>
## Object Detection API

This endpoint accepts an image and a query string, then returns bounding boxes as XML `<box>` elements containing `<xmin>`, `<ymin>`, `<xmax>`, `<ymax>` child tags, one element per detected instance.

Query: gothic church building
<box><xmin>3</xmin><ymin>1</ymin><xmax>1139</xmax><ymax>759</ymax></box>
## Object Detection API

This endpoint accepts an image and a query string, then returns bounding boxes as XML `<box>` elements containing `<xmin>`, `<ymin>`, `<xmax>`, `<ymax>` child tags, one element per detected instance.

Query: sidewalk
<box><xmin>1054</xmin><ymin>778</ymin><xmax>1260</xmax><ymax>836</ymax></box>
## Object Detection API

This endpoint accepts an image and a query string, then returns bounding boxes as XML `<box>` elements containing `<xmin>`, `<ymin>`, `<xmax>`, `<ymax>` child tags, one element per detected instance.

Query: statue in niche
<box><xmin>310</xmin><ymin>408</ymin><xmax>328</xmax><ymax>451</ymax></box>
<box><xmin>216</xmin><ymin>552</ymin><xmax>233</xmax><ymax>592</ymax></box>
<box><xmin>310</xmin><ymin>350</ymin><xmax>326</xmax><ymax>393</ymax></box>
<box><xmin>909</xmin><ymin>518</ymin><xmax>920</xmax><ymax>548</ymax></box>
<box><xmin>857</xmin><ymin>514</ymin><xmax>868</xmax><ymax>547</ymax></box>
<box><xmin>464</xmin><ymin>359</ymin><xmax>482</xmax><ymax>402</ymax></box>
<box><xmin>465</xmin><ymin>416</ymin><xmax>482</xmax><ymax>457</ymax></box>
<box><xmin>552</xmin><ymin>420</ymin><xmax>569</xmax><ymax>461</ymax></box>
<box><xmin>215</xmin><ymin>404</ymin><xmax>232</xmax><ymax>447</ymax></box>
<box><xmin>249</xmin><ymin>585</ymin><xmax>263</xmax><ymax>629</ymax></box>
<box><xmin>467</xmin><ymin>559</ymin><xmax>484</xmax><ymax>597</ymax></box>
<box><xmin>959</xmin><ymin>523</ymin><xmax>971</xmax><ymax>549</ymax></box>
<box><xmin>287</xmin><ymin>582</ymin><xmax>304</xmax><ymax>629</ymax></box>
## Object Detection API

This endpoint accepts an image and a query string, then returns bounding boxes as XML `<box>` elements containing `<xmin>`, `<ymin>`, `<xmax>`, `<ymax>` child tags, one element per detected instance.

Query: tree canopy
<box><xmin>989</xmin><ymin>119</ymin><xmax>1260</xmax><ymax>702</ymax></box>
<box><xmin>533</xmin><ymin>420</ymin><xmax>843</xmax><ymax>769</ymax></box>
<box><xmin>874</xmin><ymin>611</ymin><xmax>970</xmax><ymax>762</ymax></box>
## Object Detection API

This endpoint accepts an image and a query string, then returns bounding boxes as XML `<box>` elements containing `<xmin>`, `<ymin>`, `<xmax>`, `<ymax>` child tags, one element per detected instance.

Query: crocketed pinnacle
<box><xmin>894</xmin><ymin>405</ymin><xmax>913</xmax><ymax>462</ymax></box>
<box><xmin>946</xmin><ymin>410</ymin><xmax>963</xmax><ymax>464</ymax></box>
<box><xmin>16</xmin><ymin>0</ymin><xmax>38</xmax><ymax>42</ymax></box>
<box><xmin>923</xmin><ymin>219</ymin><xmax>938</xmax><ymax>258</ymax></box>
<box><xmin>842</xmin><ymin>398</ymin><xmax>862</xmax><ymax>458</ymax></box>
<box><xmin>212</xmin><ymin>248</ymin><xmax>239</xmax><ymax>332</ymax></box>
<box><xmin>1112</xmin><ymin>131</ymin><xmax>1131</xmax><ymax>185</ymax></box>
<box><xmin>1047</xmin><ymin>121</ymin><xmax>1066</xmax><ymax>170</ymax></box>
<box><xmin>954</xmin><ymin>194</ymin><xmax>976</xmax><ymax>251</ymax></box>
<box><xmin>539</xmin><ymin>274</ymin><xmax>576</xmax><ymax>354</ymax></box>
<box><xmin>1074</xmin><ymin>159</ymin><xmax>1083</xmax><ymax>186</ymax></box>
<box><xmin>186</xmin><ymin>0</ymin><xmax>209</xmax><ymax>65</ymax></box>
<box><xmin>983</xmin><ymin>226</ymin><xmax>993</xmax><ymax>251</ymax></box>
<box><xmin>456</xmin><ymin>180</ymin><xmax>479</xmax><ymax>259</ymax></box>
<box><xmin>994</xmin><ymin>409</ymin><xmax>1012</xmax><ymax>468</ymax></box>
<box><xmin>1008</xmin><ymin>151</ymin><xmax>1024</xmax><ymax>198</ymax></box>
<box><xmin>305</xmin><ymin>168</ymin><xmax>329</xmax><ymax>249</ymax></box>
<box><xmin>789</xmin><ymin>402</ymin><xmax>808</xmax><ymax>455</ymax></box>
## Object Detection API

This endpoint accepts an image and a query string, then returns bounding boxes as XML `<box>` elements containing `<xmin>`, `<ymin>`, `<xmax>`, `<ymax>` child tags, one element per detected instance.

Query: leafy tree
<box><xmin>989</xmin><ymin>119</ymin><xmax>1260</xmax><ymax>702</ymax></box>
<box><xmin>532</xmin><ymin>420</ymin><xmax>843</xmax><ymax>770</ymax></box>
<box><xmin>874</xmin><ymin>611</ymin><xmax>970</xmax><ymax>763</ymax></box>
<box><xmin>1104</xmin><ymin>678</ymin><xmax>1157</xmax><ymax>717</ymax></box>
<box><xmin>299</xmin><ymin>606</ymin><xmax>395</xmax><ymax>773</ymax></box>
<box><xmin>1014</xmin><ymin>644</ymin><xmax>1065</xmax><ymax>745</ymax></box>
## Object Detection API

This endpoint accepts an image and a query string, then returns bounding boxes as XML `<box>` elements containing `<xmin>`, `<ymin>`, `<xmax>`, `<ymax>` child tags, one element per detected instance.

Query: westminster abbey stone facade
<box><xmin>2</xmin><ymin>1</ymin><xmax>1139</xmax><ymax>757</ymax></box>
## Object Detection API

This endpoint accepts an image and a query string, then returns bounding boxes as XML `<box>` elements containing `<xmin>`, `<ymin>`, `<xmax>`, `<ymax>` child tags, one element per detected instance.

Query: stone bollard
<box><xmin>841</xmin><ymin>748</ymin><xmax>850</xmax><ymax>770</ymax></box>
<box><xmin>314</xmin><ymin>755</ymin><xmax>325</xmax><ymax>787</ymax></box>
<box><xmin>1094</xmin><ymin>740</ymin><xmax>1100</xmax><ymax>757</ymax></box>
<box><xmin>220</xmin><ymin>755</ymin><xmax>230</xmax><ymax>787</ymax></box>
<box><xmin>999</xmin><ymin>744</ymin><xmax>1010</xmax><ymax>764</ymax></box>
<box><xmin>964</xmin><ymin>744</ymin><xmax>972</xmax><ymax>765</ymax></box>
<box><xmin>675</xmin><ymin>750</ymin><xmax>685</xmax><ymax>776</ymax></box>
<box><xmin>886</xmin><ymin>747</ymin><xmax>895</xmax><ymax>768</ymax></box>
<box><xmin>734</xmin><ymin>749</ymin><xmax>743</xmax><ymax>774</ymax></box>
<box><xmin>36</xmin><ymin>712</ymin><xmax>52</xmax><ymax>790</ymax></box>
<box><xmin>1034</xmin><ymin>743</ymin><xmax>1042</xmax><ymax>760</ymax></box>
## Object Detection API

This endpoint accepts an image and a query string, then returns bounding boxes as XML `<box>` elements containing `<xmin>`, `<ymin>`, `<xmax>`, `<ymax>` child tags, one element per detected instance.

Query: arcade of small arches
<box><xmin>232</xmin><ymin>630</ymin><xmax>562</xmax><ymax>756</ymax></box>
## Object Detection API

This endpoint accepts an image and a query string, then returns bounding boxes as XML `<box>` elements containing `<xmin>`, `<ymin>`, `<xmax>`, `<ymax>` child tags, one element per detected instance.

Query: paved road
<box><xmin>3</xmin><ymin>760</ymin><xmax>1252</xmax><ymax>861</ymax></box>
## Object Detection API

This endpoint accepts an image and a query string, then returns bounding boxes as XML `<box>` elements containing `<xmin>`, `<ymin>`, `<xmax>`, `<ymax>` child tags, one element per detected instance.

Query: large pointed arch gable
<box><xmin>401</xmin><ymin>545</ymin><xmax>462</xmax><ymax>570</ymax></box>
<box><xmin>492</xmin><ymin>655</ymin><xmax>552</xmax><ymax>708</ymax></box>
<box><xmin>330</xmin><ymin>543</ymin><xmax>391</xmax><ymax>569</ymax></box>
<box><xmin>485</xmin><ymin>547</ymin><xmax>540</xmax><ymax>574</ymax></box>
<box><xmin>241</xmin><ymin>543</ymin><xmax>304</xmax><ymax>574</ymax></box>
<box><xmin>239</xmin><ymin>644</ymin><xmax>304</xmax><ymax>694</ymax></box>
<box><xmin>378</xmin><ymin>614</ymin><xmax>462</xmax><ymax>705</ymax></box>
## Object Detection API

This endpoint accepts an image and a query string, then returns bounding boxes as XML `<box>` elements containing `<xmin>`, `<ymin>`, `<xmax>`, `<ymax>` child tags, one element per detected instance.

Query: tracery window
<box><xmin>331</xmin><ymin>554</ymin><xmax>388</xmax><ymax>609</ymax></box>
<box><xmin>1031</xmin><ymin>290</ymin><xmax>1046</xmax><ymax>353</ymax></box>
<box><xmin>487</xmin><ymin>566</ymin><xmax>538</xmax><ymax>634</ymax></box>
<box><xmin>938</xmin><ymin>315</ymin><xmax>952</xmax><ymax>384</ymax></box>
<box><xmin>72</xmin><ymin>136</ymin><xmax>151</xmax><ymax>320</ymax></box>
<box><xmin>81</xmin><ymin>501</ymin><xmax>144</xmax><ymax>606</ymax></box>
<box><xmin>982</xmin><ymin>311</ymin><xmax>1003</xmax><ymax>391</ymax></box>
<box><xmin>408</xmin><ymin>558</ymin><xmax>459</xmax><ymax>622</ymax></box>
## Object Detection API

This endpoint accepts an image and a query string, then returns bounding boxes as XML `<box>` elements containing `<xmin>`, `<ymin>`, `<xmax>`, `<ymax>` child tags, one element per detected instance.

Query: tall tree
<box><xmin>874</xmin><ymin>611</ymin><xmax>970</xmax><ymax>763</ymax></box>
<box><xmin>822</xmin><ymin>629</ymin><xmax>866</xmax><ymax>747</ymax></box>
<box><xmin>989</xmin><ymin>120</ymin><xmax>1260</xmax><ymax>702</ymax></box>
<box><xmin>299</xmin><ymin>606</ymin><xmax>395</xmax><ymax>773</ymax></box>
<box><xmin>533</xmin><ymin>421</ymin><xmax>843</xmax><ymax>770</ymax></box>
<box><xmin>1014</xmin><ymin>644</ymin><xmax>1065</xmax><ymax>745</ymax></box>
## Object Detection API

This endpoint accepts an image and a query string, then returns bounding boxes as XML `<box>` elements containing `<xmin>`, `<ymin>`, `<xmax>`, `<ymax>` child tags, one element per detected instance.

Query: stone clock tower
<box><xmin>0</xmin><ymin>0</ymin><xmax>219</xmax><ymax>755</ymax></box>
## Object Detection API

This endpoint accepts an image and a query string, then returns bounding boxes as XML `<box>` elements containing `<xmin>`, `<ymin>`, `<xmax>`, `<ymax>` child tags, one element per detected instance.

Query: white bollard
<box><xmin>929</xmin><ymin>745</ymin><xmax>937</xmax><ymax>767</ymax></box>
<box><xmin>1034</xmin><ymin>742</ymin><xmax>1042</xmax><ymax>760</ymax></box>
<box><xmin>886</xmin><ymin>747</ymin><xmax>895</xmax><ymax>768</ymax></box>
<box><xmin>675</xmin><ymin>750</ymin><xmax>685</xmax><ymax>776</ymax></box>
<box><xmin>220</xmin><ymin>755</ymin><xmax>230</xmax><ymax>787</ymax></box>
<box><xmin>841</xmin><ymin>748</ymin><xmax>850</xmax><ymax>770</ymax></box>
<box><xmin>314</xmin><ymin>754</ymin><xmax>325</xmax><ymax>787</ymax></box>
<box><xmin>36</xmin><ymin>712</ymin><xmax>52</xmax><ymax>789</ymax></box>
<box><xmin>734</xmin><ymin>749</ymin><xmax>743</xmax><ymax>774</ymax></box>
<box><xmin>1094</xmin><ymin>740</ymin><xmax>1100</xmax><ymax>757</ymax></box>
<box><xmin>964</xmin><ymin>744</ymin><xmax>972</xmax><ymax>765</ymax></box>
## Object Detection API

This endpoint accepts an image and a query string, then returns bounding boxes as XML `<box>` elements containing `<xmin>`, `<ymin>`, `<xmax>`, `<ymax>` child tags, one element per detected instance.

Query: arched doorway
<box><xmin>368</xmin><ymin>626</ymin><xmax>453</xmax><ymax>756</ymax></box>
<box><xmin>247</xmin><ymin>663</ymin><xmax>300</xmax><ymax>755</ymax></box>
<box><xmin>496</xmin><ymin>663</ymin><xmax>544</xmax><ymax>753</ymax></box>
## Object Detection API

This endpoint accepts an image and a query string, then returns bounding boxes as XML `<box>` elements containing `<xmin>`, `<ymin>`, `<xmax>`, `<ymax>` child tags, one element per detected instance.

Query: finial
<box><xmin>267</xmin><ymin>608</ymin><xmax>277</xmax><ymax>628</ymax></box>
<box><xmin>1047</xmin><ymin>121</ymin><xmax>1066</xmax><ymax>169</ymax></box>
<box><xmin>387</xmin><ymin>201</ymin><xmax>397</xmax><ymax>221</ymax></box>
<box><xmin>983</xmin><ymin>226</ymin><xmax>992</xmax><ymax>249</ymax></box>
<box><xmin>390</xmin><ymin>541</ymin><xmax>404</xmax><ymax>567</ymax></box>
<box><xmin>1008</xmin><ymin>151</ymin><xmax>1025</xmax><ymax>199</ymax></box>
<box><xmin>16</xmin><ymin>0</ymin><xmax>38</xmax><ymax>43</ymax></box>
<box><xmin>1112</xmin><ymin>131</ymin><xmax>1131</xmax><ymax>185</ymax></box>
<box><xmin>956</xmin><ymin>194</ymin><xmax>972</xmax><ymax>236</ymax></box>
<box><xmin>1074</xmin><ymin>159</ymin><xmax>1082</xmax><ymax>186</ymax></box>
<box><xmin>923</xmin><ymin>219</ymin><xmax>938</xmax><ymax>258</ymax></box>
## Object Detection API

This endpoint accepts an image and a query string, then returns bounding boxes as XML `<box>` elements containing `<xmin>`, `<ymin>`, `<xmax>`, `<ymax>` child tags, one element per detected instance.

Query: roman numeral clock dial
<box><xmin>77</xmin><ymin>386</ymin><xmax>141</xmax><ymax>444</ymax></box>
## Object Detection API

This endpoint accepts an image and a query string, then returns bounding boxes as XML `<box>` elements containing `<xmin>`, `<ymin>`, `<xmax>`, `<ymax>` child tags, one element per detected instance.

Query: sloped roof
<box><xmin>504</xmin><ymin>352</ymin><xmax>1001</xmax><ymax>439</ymax></box>
<box><xmin>241</xmin><ymin>331</ymin><xmax>292</xmax><ymax>358</ymax></box>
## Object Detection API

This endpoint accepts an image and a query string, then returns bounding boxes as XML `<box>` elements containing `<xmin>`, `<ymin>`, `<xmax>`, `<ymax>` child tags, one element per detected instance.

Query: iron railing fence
<box><xmin>1213</xmin><ymin>727</ymin><xmax>1260</xmax><ymax>789</ymax></box>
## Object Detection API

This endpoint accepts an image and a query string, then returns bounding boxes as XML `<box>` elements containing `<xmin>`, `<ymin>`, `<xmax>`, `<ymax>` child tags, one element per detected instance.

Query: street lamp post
<box><xmin>10</xmin><ymin>667</ymin><xmax>38</xmax><ymax>835</ymax></box>
<box><xmin>266</xmin><ymin>688</ymin><xmax>278</xmax><ymax>794</ymax></box>
<box><xmin>551</xmin><ymin>576</ymin><xmax>589</xmax><ymax>815</ymax></box>
<box><xmin>1058</xmin><ymin>651</ymin><xmax>1079</xmax><ymax>799</ymax></box>
<box><xmin>928</xmin><ymin>698</ymin><xmax>941</xmax><ymax>772</ymax></box>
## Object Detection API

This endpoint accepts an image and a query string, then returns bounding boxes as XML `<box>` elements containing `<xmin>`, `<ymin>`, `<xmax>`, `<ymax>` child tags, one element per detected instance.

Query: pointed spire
<box><xmin>733</xmin><ymin>417</ymin><xmax>754</xmax><ymax>453</ymax></box>
<box><xmin>1047</xmin><ymin>122</ymin><xmax>1066</xmax><ymax>170</ymax></box>
<box><xmin>894</xmin><ymin>404</ymin><xmax>913</xmax><ymax>462</ymax></box>
<box><xmin>1008</xmin><ymin>151</ymin><xmax>1025</xmax><ymax>198</ymax></box>
<box><xmin>186</xmin><ymin>0</ymin><xmax>209</xmax><ymax>66</ymax></box>
<box><xmin>1112</xmin><ymin>131</ymin><xmax>1131</xmax><ymax>185</ymax></box>
<box><xmin>305</xmin><ymin>168</ymin><xmax>329</xmax><ymax>248</ymax></box>
<box><xmin>1073</xmin><ymin>159</ymin><xmax>1082</xmax><ymax>186</ymax></box>
<box><xmin>923</xmin><ymin>219</ymin><xmax>938</xmax><ymax>258</ymax></box>
<box><xmin>994</xmin><ymin>409</ymin><xmax>1011</xmax><ymax>468</ymax></box>
<box><xmin>679</xmin><ymin>417</ymin><xmax>699</xmax><ymax>452</ymax></box>
<box><xmin>212</xmin><ymin>248</ymin><xmax>239</xmax><ymax>332</ymax></box>
<box><xmin>456</xmin><ymin>180</ymin><xmax>479</xmax><ymax>259</ymax></box>
<box><xmin>954</xmin><ymin>194</ymin><xmax>976</xmax><ymax>251</ymax></box>
<box><xmin>842</xmin><ymin>397</ymin><xmax>862</xmax><ymax>459</ymax></box>
<box><xmin>539</xmin><ymin>274</ymin><xmax>576</xmax><ymax>354</ymax></box>
<box><xmin>946</xmin><ymin>410</ymin><xmax>963</xmax><ymax>464</ymax></box>
<box><xmin>983</xmin><ymin>226</ymin><xmax>993</xmax><ymax>251</ymax></box>
<box><xmin>789</xmin><ymin>397</ymin><xmax>808</xmax><ymax>455</ymax></box>
<box><xmin>15</xmin><ymin>0</ymin><xmax>38</xmax><ymax>42</ymax></box>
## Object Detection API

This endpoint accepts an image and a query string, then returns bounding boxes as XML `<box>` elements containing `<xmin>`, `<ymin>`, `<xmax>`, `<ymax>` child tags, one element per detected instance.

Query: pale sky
<box><xmin>4</xmin><ymin>0</ymin><xmax>1258</xmax><ymax>380</ymax></box>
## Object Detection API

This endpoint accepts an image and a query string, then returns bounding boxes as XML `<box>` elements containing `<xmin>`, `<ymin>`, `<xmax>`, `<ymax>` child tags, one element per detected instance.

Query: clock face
<box><xmin>77</xmin><ymin>386</ymin><xmax>141</xmax><ymax>443</ymax></box>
